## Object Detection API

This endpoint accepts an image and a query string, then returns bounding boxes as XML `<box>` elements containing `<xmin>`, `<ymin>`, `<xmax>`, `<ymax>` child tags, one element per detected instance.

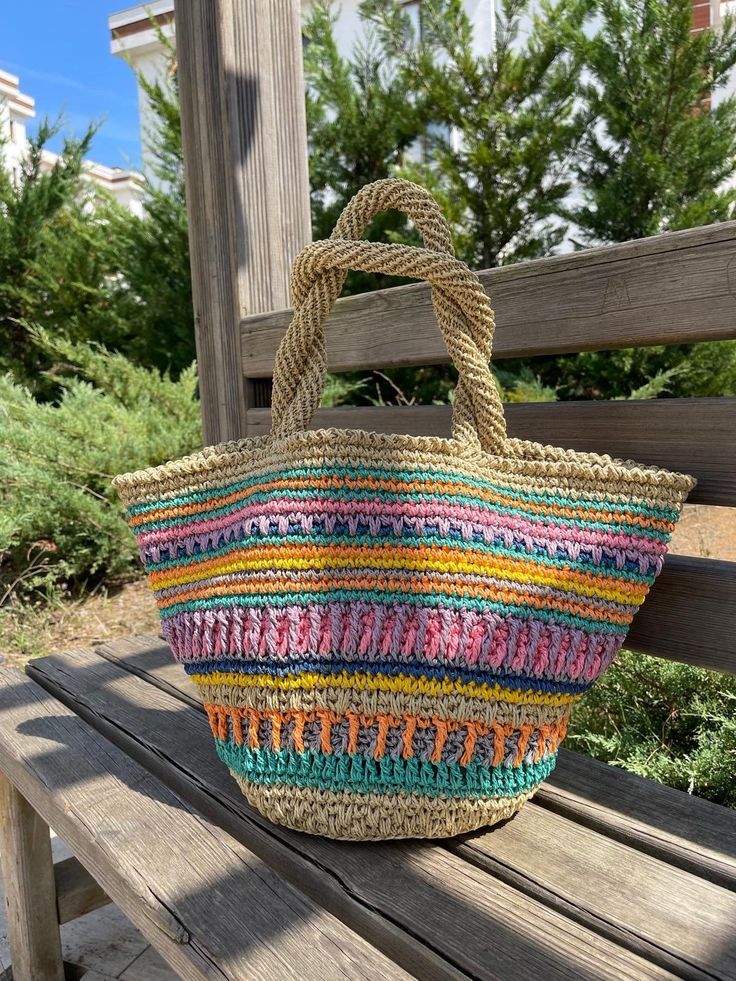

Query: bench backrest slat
<box><xmin>241</xmin><ymin>220</ymin><xmax>736</xmax><ymax>377</ymax></box>
<box><xmin>246</xmin><ymin>399</ymin><xmax>735</xmax><ymax>508</ymax></box>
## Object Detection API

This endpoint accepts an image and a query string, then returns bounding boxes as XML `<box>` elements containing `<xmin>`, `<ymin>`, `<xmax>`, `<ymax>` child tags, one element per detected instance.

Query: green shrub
<box><xmin>0</xmin><ymin>331</ymin><xmax>200</xmax><ymax>596</ymax></box>
<box><xmin>569</xmin><ymin>650</ymin><xmax>736</xmax><ymax>808</ymax></box>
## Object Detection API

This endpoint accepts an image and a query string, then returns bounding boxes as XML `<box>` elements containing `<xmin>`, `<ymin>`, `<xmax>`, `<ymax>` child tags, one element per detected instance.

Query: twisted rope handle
<box><xmin>270</xmin><ymin>179</ymin><xmax>507</xmax><ymax>452</ymax></box>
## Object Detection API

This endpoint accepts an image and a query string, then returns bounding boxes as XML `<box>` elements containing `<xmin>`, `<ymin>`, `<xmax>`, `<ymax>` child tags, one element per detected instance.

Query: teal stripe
<box><xmin>214</xmin><ymin>739</ymin><xmax>557</xmax><ymax>800</ymax></box>
<box><xmin>142</xmin><ymin>530</ymin><xmax>657</xmax><ymax>585</ymax></box>
<box><xmin>158</xmin><ymin>589</ymin><xmax>633</xmax><ymax>634</ymax></box>
<box><xmin>126</xmin><ymin>463</ymin><xmax>679</xmax><ymax>522</ymax></box>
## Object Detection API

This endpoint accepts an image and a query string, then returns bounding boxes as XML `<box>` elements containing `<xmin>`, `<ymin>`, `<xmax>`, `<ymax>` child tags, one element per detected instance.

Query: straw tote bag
<box><xmin>114</xmin><ymin>179</ymin><xmax>695</xmax><ymax>841</ymax></box>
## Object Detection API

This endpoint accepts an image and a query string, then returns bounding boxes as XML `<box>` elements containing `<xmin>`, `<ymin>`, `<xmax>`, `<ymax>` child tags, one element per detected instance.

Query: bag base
<box><xmin>233</xmin><ymin>774</ymin><xmax>536</xmax><ymax>840</ymax></box>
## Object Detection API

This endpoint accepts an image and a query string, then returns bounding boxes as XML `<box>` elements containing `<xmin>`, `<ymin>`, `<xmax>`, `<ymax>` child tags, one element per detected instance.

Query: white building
<box><xmin>108</xmin><ymin>0</ymin><xmax>176</xmax><ymax>168</ymax></box>
<box><xmin>107</xmin><ymin>0</ymin><xmax>494</xmax><ymax>169</ymax></box>
<box><xmin>0</xmin><ymin>69</ymin><xmax>144</xmax><ymax>214</ymax></box>
<box><xmin>109</xmin><ymin>0</ymin><xmax>734</xmax><ymax>173</ymax></box>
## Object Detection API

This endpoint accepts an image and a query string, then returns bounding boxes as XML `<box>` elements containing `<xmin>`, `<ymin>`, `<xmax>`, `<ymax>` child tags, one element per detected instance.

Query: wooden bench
<box><xmin>1</xmin><ymin>0</ymin><xmax>736</xmax><ymax>977</ymax></box>
<box><xmin>0</xmin><ymin>637</ymin><xmax>734</xmax><ymax>979</ymax></box>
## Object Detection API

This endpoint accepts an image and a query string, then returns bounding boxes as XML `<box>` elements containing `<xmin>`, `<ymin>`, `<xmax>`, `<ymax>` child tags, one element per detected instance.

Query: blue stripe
<box><xmin>141</xmin><ymin>528</ymin><xmax>658</xmax><ymax>583</ymax></box>
<box><xmin>185</xmin><ymin>656</ymin><xmax>592</xmax><ymax>696</ymax></box>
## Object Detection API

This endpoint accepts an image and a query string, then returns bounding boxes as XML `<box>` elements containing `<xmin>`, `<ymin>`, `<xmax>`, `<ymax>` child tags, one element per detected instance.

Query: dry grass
<box><xmin>0</xmin><ymin>578</ymin><xmax>159</xmax><ymax>669</ymax></box>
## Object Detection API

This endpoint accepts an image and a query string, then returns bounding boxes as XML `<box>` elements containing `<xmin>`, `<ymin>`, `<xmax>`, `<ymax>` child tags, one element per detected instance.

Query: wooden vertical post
<box><xmin>176</xmin><ymin>0</ymin><xmax>312</xmax><ymax>445</ymax></box>
<box><xmin>0</xmin><ymin>774</ymin><xmax>64</xmax><ymax>981</ymax></box>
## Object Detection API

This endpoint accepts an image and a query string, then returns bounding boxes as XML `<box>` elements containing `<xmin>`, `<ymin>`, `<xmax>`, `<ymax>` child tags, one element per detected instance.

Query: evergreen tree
<box><xmin>574</xmin><ymin>0</ymin><xmax>736</xmax><ymax>244</ymax></box>
<box><xmin>0</xmin><ymin>118</ymin><xmax>122</xmax><ymax>388</ymax></box>
<box><xmin>528</xmin><ymin>0</ymin><xmax>736</xmax><ymax>401</ymax></box>
<box><xmin>361</xmin><ymin>0</ymin><xmax>593</xmax><ymax>268</ymax></box>
<box><xmin>108</xmin><ymin>39</ymin><xmax>195</xmax><ymax>374</ymax></box>
<box><xmin>304</xmin><ymin>0</ymin><xmax>428</xmax><ymax>293</ymax></box>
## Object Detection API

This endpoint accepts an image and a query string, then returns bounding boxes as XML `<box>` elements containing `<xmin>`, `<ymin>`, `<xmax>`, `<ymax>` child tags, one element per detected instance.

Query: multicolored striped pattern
<box><xmin>116</xmin><ymin>433</ymin><xmax>693</xmax><ymax>839</ymax></box>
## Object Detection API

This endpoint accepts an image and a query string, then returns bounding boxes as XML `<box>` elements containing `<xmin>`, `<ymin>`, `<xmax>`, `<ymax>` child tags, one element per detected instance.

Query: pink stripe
<box><xmin>137</xmin><ymin>496</ymin><xmax>666</xmax><ymax>566</ymax></box>
<box><xmin>161</xmin><ymin>601</ymin><xmax>623</xmax><ymax>685</ymax></box>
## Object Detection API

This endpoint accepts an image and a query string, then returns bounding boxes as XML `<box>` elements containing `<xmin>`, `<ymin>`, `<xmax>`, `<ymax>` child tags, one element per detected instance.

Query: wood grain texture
<box><xmin>29</xmin><ymin>647</ymin><xmax>682</xmax><ymax>981</ymax></box>
<box><xmin>540</xmin><ymin>750</ymin><xmax>736</xmax><ymax>891</ymax></box>
<box><xmin>625</xmin><ymin>555</ymin><xmax>736</xmax><ymax>672</ymax></box>
<box><xmin>246</xmin><ymin>397</ymin><xmax>736</xmax><ymax>507</ymax></box>
<box><xmin>176</xmin><ymin>0</ymin><xmax>245</xmax><ymax>445</ymax></box>
<box><xmin>54</xmin><ymin>856</ymin><xmax>110</xmax><ymax>925</ymax></box>
<box><xmin>0</xmin><ymin>773</ymin><xmax>64</xmax><ymax>981</ymax></box>
<box><xmin>95</xmin><ymin>636</ymin><xmax>736</xmax><ymax>891</ymax></box>
<box><xmin>452</xmin><ymin>806</ymin><xmax>736</xmax><ymax>980</ymax></box>
<box><xmin>176</xmin><ymin>0</ymin><xmax>311</xmax><ymax>444</ymax></box>
<box><xmin>0</xmin><ymin>669</ymin><xmax>409</xmax><ymax>981</ymax></box>
<box><xmin>241</xmin><ymin>220</ymin><xmax>736</xmax><ymax>376</ymax></box>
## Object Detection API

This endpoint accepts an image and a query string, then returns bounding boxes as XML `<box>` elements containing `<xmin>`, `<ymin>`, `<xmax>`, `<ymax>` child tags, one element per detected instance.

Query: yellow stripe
<box><xmin>189</xmin><ymin>669</ymin><xmax>581</xmax><ymax>707</ymax></box>
<box><xmin>154</xmin><ymin>553</ymin><xmax>644</xmax><ymax>606</ymax></box>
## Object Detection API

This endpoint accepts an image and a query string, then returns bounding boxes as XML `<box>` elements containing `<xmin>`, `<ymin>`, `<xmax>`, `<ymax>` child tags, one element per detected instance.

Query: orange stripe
<box><xmin>293</xmin><ymin>711</ymin><xmax>306</xmax><ymax>752</ymax></box>
<box><xmin>318</xmin><ymin>710</ymin><xmax>333</xmax><ymax>754</ymax></box>
<box><xmin>203</xmin><ymin>703</ymin><xmax>570</xmax><ymax>763</ymax></box>
<box><xmin>232</xmin><ymin>711</ymin><xmax>243</xmax><ymax>746</ymax></box>
<box><xmin>248</xmin><ymin>709</ymin><xmax>259</xmax><ymax>749</ymax></box>
<box><xmin>150</xmin><ymin>542</ymin><xmax>646</xmax><ymax>598</ymax></box>
<box><xmin>375</xmin><ymin>715</ymin><xmax>390</xmax><ymax>759</ymax></box>
<box><xmin>515</xmin><ymin>724</ymin><xmax>533</xmax><ymax>765</ymax></box>
<box><xmin>131</xmin><ymin>474</ymin><xmax>673</xmax><ymax>532</ymax></box>
<box><xmin>270</xmin><ymin>711</ymin><xmax>282</xmax><ymax>752</ymax></box>
<box><xmin>461</xmin><ymin>722</ymin><xmax>478</xmax><ymax>766</ymax></box>
<box><xmin>431</xmin><ymin>718</ymin><xmax>449</xmax><ymax>763</ymax></box>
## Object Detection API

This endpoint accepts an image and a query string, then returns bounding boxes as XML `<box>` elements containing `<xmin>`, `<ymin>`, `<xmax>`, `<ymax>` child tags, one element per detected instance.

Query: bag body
<box><xmin>115</xmin><ymin>180</ymin><xmax>694</xmax><ymax>840</ymax></box>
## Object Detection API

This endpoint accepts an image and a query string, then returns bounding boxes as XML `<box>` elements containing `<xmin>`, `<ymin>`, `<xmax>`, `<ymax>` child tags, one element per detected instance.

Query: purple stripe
<box><xmin>135</xmin><ymin>500</ymin><xmax>666</xmax><ymax>571</ymax></box>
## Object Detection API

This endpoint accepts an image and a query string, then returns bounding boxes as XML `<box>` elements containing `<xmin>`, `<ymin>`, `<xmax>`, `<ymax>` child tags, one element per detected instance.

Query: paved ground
<box><xmin>0</xmin><ymin>833</ymin><xmax>178</xmax><ymax>980</ymax></box>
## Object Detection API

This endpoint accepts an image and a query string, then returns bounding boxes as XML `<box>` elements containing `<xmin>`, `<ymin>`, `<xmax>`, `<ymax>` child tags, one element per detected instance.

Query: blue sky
<box><xmin>1</xmin><ymin>0</ymin><xmax>142</xmax><ymax>169</ymax></box>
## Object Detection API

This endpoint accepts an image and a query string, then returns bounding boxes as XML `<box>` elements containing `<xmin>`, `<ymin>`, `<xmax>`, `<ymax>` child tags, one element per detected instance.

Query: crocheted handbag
<box><xmin>114</xmin><ymin>178</ymin><xmax>695</xmax><ymax>841</ymax></box>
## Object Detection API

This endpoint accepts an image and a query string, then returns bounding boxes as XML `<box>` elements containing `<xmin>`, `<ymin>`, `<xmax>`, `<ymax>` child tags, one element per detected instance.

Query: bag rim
<box><xmin>113</xmin><ymin>426</ymin><xmax>696</xmax><ymax>504</ymax></box>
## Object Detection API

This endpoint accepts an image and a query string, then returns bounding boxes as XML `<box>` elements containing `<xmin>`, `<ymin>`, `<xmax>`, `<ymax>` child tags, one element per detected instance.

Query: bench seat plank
<box><xmin>28</xmin><ymin>648</ymin><xmax>683</xmax><ymax>981</ymax></box>
<box><xmin>541</xmin><ymin>750</ymin><xmax>736</xmax><ymax>890</ymax></box>
<box><xmin>93</xmin><ymin>635</ymin><xmax>736</xmax><ymax>890</ymax></box>
<box><xmin>34</xmin><ymin>645</ymin><xmax>736</xmax><ymax>981</ymax></box>
<box><xmin>0</xmin><ymin>669</ymin><xmax>413</xmax><ymax>981</ymax></box>
<box><xmin>452</xmin><ymin>808</ymin><xmax>736</xmax><ymax>979</ymax></box>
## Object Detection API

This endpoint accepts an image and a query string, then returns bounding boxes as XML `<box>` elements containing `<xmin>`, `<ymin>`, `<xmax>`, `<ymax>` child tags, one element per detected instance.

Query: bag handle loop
<box><xmin>270</xmin><ymin>179</ymin><xmax>507</xmax><ymax>453</ymax></box>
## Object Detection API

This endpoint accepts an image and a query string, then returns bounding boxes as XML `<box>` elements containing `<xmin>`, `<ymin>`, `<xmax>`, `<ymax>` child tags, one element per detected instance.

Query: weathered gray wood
<box><xmin>241</xmin><ymin>220</ymin><xmax>736</xmax><ymax>376</ymax></box>
<box><xmin>176</xmin><ymin>0</ymin><xmax>311</xmax><ymax>444</ymax></box>
<box><xmin>451</xmin><ymin>805</ymin><xmax>736</xmax><ymax>979</ymax></box>
<box><xmin>29</xmin><ymin>648</ymin><xmax>681</xmax><ymax>981</ymax></box>
<box><xmin>540</xmin><ymin>750</ymin><xmax>736</xmax><ymax>891</ymax></box>
<box><xmin>0</xmin><ymin>774</ymin><xmax>64</xmax><ymax>981</ymax></box>
<box><xmin>246</xmin><ymin>397</ymin><xmax>736</xmax><ymax>507</ymax></box>
<box><xmin>626</xmin><ymin>555</ymin><xmax>736</xmax><ymax>672</ymax></box>
<box><xmin>95</xmin><ymin>635</ymin><xmax>736</xmax><ymax>891</ymax></box>
<box><xmin>54</xmin><ymin>856</ymin><xmax>110</xmax><ymax>925</ymax></box>
<box><xmin>0</xmin><ymin>670</ymin><xmax>411</xmax><ymax>981</ymax></box>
